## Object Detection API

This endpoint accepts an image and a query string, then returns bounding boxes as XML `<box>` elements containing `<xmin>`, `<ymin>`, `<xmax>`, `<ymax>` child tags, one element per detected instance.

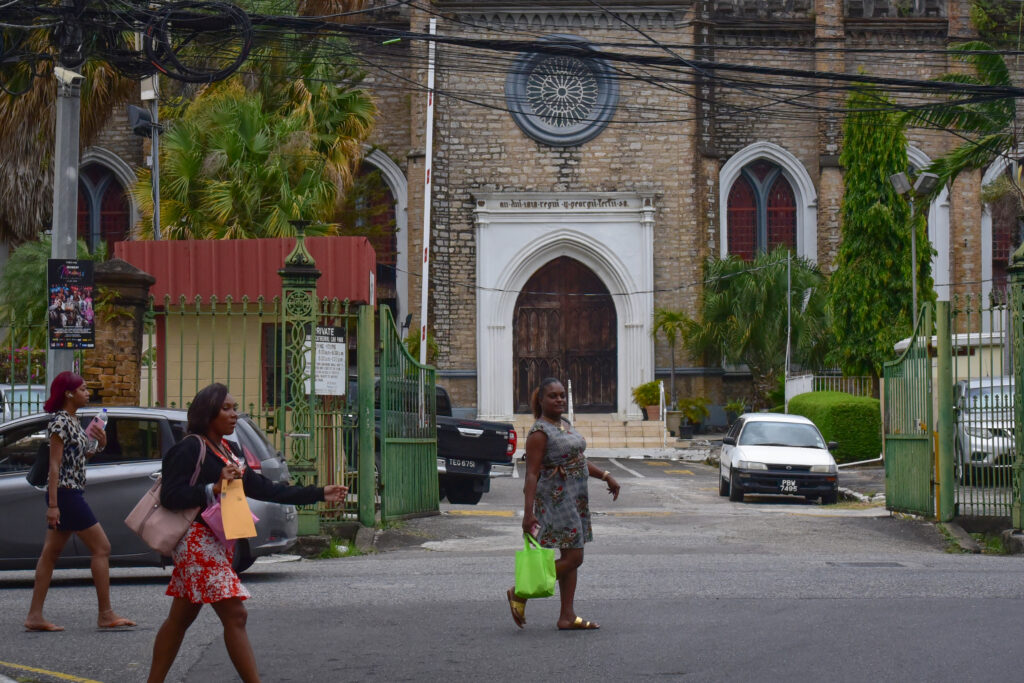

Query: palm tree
<box><xmin>651</xmin><ymin>307</ymin><xmax>688</xmax><ymax>406</ymax></box>
<box><xmin>683</xmin><ymin>247</ymin><xmax>832</xmax><ymax>409</ymax></box>
<box><xmin>0</xmin><ymin>30</ymin><xmax>137</xmax><ymax>245</ymax></box>
<box><xmin>904</xmin><ymin>42</ymin><xmax>1019</xmax><ymax>202</ymax></box>
<box><xmin>131</xmin><ymin>9</ymin><xmax>376</xmax><ymax>238</ymax></box>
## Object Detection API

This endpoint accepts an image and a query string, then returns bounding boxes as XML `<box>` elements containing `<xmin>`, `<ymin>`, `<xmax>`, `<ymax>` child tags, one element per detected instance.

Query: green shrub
<box><xmin>788</xmin><ymin>391</ymin><xmax>881</xmax><ymax>464</ymax></box>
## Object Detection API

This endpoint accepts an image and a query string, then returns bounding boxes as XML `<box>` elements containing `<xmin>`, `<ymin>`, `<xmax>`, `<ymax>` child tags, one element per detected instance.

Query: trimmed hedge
<box><xmin>787</xmin><ymin>391</ymin><xmax>881</xmax><ymax>464</ymax></box>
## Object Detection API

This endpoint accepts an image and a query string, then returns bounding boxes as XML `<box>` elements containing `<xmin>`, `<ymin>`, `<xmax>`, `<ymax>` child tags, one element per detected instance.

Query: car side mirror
<box><xmin>723</xmin><ymin>436</ymin><xmax>736</xmax><ymax>446</ymax></box>
<box><xmin>828</xmin><ymin>441</ymin><xmax>838</xmax><ymax>451</ymax></box>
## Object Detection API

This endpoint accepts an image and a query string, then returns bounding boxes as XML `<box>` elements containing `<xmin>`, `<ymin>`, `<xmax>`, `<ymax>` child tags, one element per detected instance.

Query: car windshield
<box><xmin>739</xmin><ymin>421</ymin><xmax>826</xmax><ymax>449</ymax></box>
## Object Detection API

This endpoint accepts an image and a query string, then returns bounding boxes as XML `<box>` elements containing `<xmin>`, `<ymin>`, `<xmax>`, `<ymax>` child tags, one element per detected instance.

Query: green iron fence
<box><xmin>143</xmin><ymin>293</ymin><xmax>363</xmax><ymax>524</ymax></box>
<box><xmin>1</xmin><ymin>310</ymin><xmax>77</xmax><ymax>420</ymax></box>
<box><xmin>946</xmin><ymin>295</ymin><xmax>1013</xmax><ymax>518</ymax></box>
<box><xmin>378</xmin><ymin>305</ymin><xmax>438</xmax><ymax>521</ymax></box>
<box><xmin>883</xmin><ymin>304</ymin><xmax>934</xmax><ymax>517</ymax></box>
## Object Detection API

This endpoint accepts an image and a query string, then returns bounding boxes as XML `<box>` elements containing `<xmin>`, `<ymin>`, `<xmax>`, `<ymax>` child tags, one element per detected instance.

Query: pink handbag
<box><xmin>201</xmin><ymin>501</ymin><xmax>259</xmax><ymax>552</ymax></box>
<box><xmin>124</xmin><ymin>436</ymin><xmax>206</xmax><ymax>555</ymax></box>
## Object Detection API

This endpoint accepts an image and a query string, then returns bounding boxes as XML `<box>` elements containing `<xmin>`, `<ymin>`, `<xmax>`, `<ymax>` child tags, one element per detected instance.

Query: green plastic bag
<box><xmin>514</xmin><ymin>533</ymin><xmax>556</xmax><ymax>598</ymax></box>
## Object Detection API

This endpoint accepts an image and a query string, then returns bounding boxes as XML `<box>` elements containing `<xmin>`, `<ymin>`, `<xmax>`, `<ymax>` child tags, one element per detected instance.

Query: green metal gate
<box><xmin>883</xmin><ymin>305</ymin><xmax>934</xmax><ymax>517</ymax></box>
<box><xmin>378</xmin><ymin>306</ymin><xmax>438</xmax><ymax>520</ymax></box>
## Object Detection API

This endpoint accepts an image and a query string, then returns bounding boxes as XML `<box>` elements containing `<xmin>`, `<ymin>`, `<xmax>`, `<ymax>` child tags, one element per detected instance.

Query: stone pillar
<box><xmin>82</xmin><ymin>259</ymin><xmax>155</xmax><ymax>405</ymax></box>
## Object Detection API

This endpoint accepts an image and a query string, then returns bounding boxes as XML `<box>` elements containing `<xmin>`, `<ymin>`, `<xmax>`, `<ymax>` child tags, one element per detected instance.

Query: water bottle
<box><xmin>87</xmin><ymin>408</ymin><xmax>108</xmax><ymax>451</ymax></box>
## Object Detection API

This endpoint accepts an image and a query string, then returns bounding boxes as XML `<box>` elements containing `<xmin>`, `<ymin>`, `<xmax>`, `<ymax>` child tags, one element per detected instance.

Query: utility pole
<box><xmin>47</xmin><ymin>3</ymin><xmax>85</xmax><ymax>387</ymax></box>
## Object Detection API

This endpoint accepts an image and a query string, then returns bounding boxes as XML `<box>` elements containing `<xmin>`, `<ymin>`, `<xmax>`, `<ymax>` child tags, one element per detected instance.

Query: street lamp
<box><xmin>889</xmin><ymin>171</ymin><xmax>939</xmax><ymax>319</ymax></box>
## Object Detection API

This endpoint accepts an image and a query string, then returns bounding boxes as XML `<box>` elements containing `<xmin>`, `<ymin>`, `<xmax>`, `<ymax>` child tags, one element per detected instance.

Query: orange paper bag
<box><xmin>221</xmin><ymin>479</ymin><xmax>257</xmax><ymax>540</ymax></box>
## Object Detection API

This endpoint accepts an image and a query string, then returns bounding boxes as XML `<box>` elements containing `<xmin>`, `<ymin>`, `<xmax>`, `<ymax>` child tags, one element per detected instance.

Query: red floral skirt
<box><xmin>166</xmin><ymin>522</ymin><xmax>250</xmax><ymax>604</ymax></box>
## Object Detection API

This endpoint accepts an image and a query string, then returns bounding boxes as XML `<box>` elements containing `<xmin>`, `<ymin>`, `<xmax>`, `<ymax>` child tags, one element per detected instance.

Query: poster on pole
<box><xmin>305</xmin><ymin>326</ymin><xmax>347</xmax><ymax>396</ymax></box>
<box><xmin>47</xmin><ymin>259</ymin><xmax>95</xmax><ymax>350</ymax></box>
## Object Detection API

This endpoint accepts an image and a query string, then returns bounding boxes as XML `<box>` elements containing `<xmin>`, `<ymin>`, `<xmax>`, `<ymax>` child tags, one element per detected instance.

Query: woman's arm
<box><xmin>46</xmin><ymin>435</ymin><xmax>63</xmax><ymax>528</ymax></box>
<box><xmin>521</xmin><ymin>430</ymin><xmax>545</xmax><ymax>535</ymax></box>
<box><xmin>587</xmin><ymin>460</ymin><xmax>620</xmax><ymax>501</ymax></box>
<box><xmin>239</xmin><ymin>468</ymin><xmax>325</xmax><ymax>505</ymax></box>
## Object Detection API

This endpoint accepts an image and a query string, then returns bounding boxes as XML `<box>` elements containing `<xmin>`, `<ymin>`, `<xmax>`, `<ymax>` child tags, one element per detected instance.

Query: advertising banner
<box><xmin>47</xmin><ymin>259</ymin><xmax>95</xmax><ymax>350</ymax></box>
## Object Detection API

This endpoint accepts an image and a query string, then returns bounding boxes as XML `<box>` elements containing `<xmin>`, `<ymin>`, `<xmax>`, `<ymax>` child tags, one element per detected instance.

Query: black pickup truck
<box><xmin>435</xmin><ymin>386</ymin><xmax>517</xmax><ymax>504</ymax></box>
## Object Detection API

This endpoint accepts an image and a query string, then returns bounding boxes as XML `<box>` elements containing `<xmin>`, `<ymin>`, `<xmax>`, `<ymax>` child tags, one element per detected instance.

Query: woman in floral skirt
<box><xmin>147</xmin><ymin>383</ymin><xmax>346</xmax><ymax>683</ymax></box>
<box><xmin>506</xmin><ymin>377</ymin><xmax>620</xmax><ymax>630</ymax></box>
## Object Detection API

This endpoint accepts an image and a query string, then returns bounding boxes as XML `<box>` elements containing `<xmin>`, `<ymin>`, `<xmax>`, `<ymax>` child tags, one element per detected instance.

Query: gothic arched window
<box><xmin>726</xmin><ymin>160</ymin><xmax>797</xmax><ymax>260</ymax></box>
<box><xmin>77</xmin><ymin>164</ymin><xmax>129</xmax><ymax>254</ymax></box>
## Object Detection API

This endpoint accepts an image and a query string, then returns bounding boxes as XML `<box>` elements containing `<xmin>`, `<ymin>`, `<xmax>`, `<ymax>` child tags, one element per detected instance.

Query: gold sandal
<box><xmin>506</xmin><ymin>588</ymin><xmax>526</xmax><ymax>628</ymax></box>
<box><xmin>558</xmin><ymin>616</ymin><xmax>599</xmax><ymax>630</ymax></box>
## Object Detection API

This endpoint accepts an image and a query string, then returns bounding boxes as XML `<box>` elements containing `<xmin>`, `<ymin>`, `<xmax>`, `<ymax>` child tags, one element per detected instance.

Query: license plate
<box><xmin>780</xmin><ymin>479</ymin><xmax>798</xmax><ymax>493</ymax></box>
<box><xmin>447</xmin><ymin>458</ymin><xmax>483</xmax><ymax>474</ymax></box>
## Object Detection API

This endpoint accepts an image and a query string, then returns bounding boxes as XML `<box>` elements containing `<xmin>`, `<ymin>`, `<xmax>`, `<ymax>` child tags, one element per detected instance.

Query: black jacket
<box><xmin>160</xmin><ymin>434</ymin><xmax>324</xmax><ymax>512</ymax></box>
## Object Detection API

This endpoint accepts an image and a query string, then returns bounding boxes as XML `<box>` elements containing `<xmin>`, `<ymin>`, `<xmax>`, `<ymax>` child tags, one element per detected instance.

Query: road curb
<box><xmin>941</xmin><ymin>521</ymin><xmax>982</xmax><ymax>553</ymax></box>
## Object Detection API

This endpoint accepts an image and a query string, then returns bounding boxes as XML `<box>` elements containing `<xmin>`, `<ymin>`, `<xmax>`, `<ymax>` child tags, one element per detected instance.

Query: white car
<box><xmin>719</xmin><ymin>413</ymin><xmax>839</xmax><ymax>504</ymax></box>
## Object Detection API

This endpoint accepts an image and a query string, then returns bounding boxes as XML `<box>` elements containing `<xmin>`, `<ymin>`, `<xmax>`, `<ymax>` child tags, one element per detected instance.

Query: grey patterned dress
<box><xmin>530</xmin><ymin>418</ymin><xmax>593</xmax><ymax>549</ymax></box>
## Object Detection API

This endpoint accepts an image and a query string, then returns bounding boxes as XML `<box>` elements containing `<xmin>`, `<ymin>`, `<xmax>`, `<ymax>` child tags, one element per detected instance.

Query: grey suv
<box><xmin>0</xmin><ymin>406</ymin><xmax>299</xmax><ymax>571</ymax></box>
<box><xmin>953</xmin><ymin>377</ymin><xmax>1014</xmax><ymax>485</ymax></box>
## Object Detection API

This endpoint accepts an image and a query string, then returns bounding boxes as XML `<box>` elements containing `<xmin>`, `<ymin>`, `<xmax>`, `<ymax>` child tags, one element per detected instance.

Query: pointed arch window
<box><xmin>77</xmin><ymin>164</ymin><xmax>129</xmax><ymax>254</ymax></box>
<box><xmin>726</xmin><ymin>160</ymin><xmax>797</xmax><ymax>260</ymax></box>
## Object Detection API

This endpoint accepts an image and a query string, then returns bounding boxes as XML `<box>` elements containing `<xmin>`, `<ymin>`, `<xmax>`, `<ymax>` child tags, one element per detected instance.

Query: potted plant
<box><xmin>724</xmin><ymin>398</ymin><xmax>746</xmax><ymax>425</ymax></box>
<box><xmin>677</xmin><ymin>396</ymin><xmax>710</xmax><ymax>438</ymax></box>
<box><xmin>631</xmin><ymin>381</ymin><xmax>662</xmax><ymax>421</ymax></box>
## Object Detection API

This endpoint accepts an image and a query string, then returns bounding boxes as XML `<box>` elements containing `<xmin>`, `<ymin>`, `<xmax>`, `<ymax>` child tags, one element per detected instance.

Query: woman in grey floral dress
<box><xmin>506</xmin><ymin>377</ymin><xmax>620</xmax><ymax>630</ymax></box>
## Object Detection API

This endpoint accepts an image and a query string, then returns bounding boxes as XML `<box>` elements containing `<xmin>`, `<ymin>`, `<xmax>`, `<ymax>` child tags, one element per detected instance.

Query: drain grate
<box><xmin>827</xmin><ymin>561</ymin><xmax>904</xmax><ymax>568</ymax></box>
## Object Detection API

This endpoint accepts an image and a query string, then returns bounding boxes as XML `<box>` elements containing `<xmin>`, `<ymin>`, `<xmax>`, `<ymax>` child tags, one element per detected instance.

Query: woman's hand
<box><xmin>46</xmin><ymin>506</ymin><xmax>59</xmax><ymax>529</ymax></box>
<box><xmin>86</xmin><ymin>422</ymin><xmax>107</xmax><ymax>450</ymax></box>
<box><xmin>521</xmin><ymin>512</ymin><xmax>539</xmax><ymax>537</ymax></box>
<box><xmin>213</xmin><ymin>464</ymin><xmax>243</xmax><ymax>495</ymax></box>
<box><xmin>323</xmin><ymin>485</ymin><xmax>348</xmax><ymax>502</ymax></box>
<box><xmin>606</xmin><ymin>476</ymin><xmax>620</xmax><ymax>501</ymax></box>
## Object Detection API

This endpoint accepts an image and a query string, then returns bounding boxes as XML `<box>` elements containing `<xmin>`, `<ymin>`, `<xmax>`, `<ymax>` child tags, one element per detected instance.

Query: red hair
<box><xmin>44</xmin><ymin>371</ymin><xmax>84</xmax><ymax>413</ymax></box>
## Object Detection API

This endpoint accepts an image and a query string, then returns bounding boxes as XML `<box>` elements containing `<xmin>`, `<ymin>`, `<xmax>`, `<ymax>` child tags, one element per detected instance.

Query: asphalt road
<box><xmin>1</xmin><ymin>459</ymin><xmax>1020</xmax><ymax>683</ymax></box>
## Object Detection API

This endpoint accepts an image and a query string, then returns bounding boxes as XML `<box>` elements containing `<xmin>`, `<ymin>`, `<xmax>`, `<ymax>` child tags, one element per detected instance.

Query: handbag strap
<box><xmin>523</xmin><ymin>533</ymin><xmax>541</xmax><ymax>550</ymax></box>
<box><xmin>187</xmin><ymin>434</ymin><xmax>207</xmax><ymax>487</ymax></box>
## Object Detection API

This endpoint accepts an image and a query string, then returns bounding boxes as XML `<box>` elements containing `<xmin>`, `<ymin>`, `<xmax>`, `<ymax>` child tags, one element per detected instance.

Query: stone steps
<box><xmin>512</xmin><ymin>414</ymin><xmax>667</xmax><ymax>449</ymax></box>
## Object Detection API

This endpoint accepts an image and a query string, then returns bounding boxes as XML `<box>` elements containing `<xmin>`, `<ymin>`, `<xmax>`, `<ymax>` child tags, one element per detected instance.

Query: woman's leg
<box><xmin>24</xmin><ymin>529</ymin><xmax>72</xmax><ymax>631</ymax></box>
<box><xmin>147</xmin><ymin>597</ymin><xmax>203</xmax><ymax>683</ymax></box>
<box><xmin>76</xmin><ymin>523</ymin><xmax>133</xmax><ymax>626</ymax></box>
<box><xmin>555</xmin><ymin>548</ymin><xmax>584</xmax><ymax>627</ymax></box>
<box><xmin>211</xmin><ymin>597</ymin><xmax>260</xmax><ymax>683</ymax></box>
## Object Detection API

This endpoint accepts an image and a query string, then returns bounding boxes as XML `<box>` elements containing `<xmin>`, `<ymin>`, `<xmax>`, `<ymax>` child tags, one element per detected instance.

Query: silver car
<box><xmin>0</xmin><ymin>406</ymin><xmax>298</xmax><ymax>572</ymax></box>
<box><xmin>953</xmin><ymin>377</ymin><xmax>1014</xmax><ymax>485</ymax></box>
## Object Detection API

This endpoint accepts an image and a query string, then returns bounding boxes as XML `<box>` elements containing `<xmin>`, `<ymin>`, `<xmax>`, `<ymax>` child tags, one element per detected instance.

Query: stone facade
<box><xmin>354</xmin><ymin>0</ymin><xmax>1010</xmax><ymax>417</ymax></box>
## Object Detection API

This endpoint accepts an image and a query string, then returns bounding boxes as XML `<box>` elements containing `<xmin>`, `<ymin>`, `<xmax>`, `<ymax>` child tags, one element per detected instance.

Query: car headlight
<box><xmin>965</xmin><ymin>426</ymin><xmax>994</xmax><ymax>438</ymax></box>
<box><xmin>737</xmin><ymin>460</ymin><xmax>767</xmax><ymax>470</ymax></box>
<box><xmin>810</xmin><ymin>464</ymin><xmax>837</xmax><ymax>474</ymax></box>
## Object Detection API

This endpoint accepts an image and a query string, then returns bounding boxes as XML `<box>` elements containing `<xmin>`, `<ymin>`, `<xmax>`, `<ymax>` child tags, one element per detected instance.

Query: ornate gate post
<box><xmin>278</xmin><ymin>226</ymin><xmax>321</xmax><ymax>536</ymax></box>
<box><xmin>1008</xmin><ymin>244</ymin><xmax>1024</xmax><ymax>529</ymax></box>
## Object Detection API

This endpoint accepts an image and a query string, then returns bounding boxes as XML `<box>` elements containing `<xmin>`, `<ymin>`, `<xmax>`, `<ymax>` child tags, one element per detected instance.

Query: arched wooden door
<box><xmin>513</xmin><ymin>257</ymin><xmax>616</xmax><ymax>413</ymax></box>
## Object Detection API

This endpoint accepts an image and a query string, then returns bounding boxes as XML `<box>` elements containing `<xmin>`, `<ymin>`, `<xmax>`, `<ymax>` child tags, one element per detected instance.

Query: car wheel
<box><xmin>718</xmin><ymin>474</ymin><xmax>730</xmax><ymax>497</ymax></box>
<box><xmin>727</xmin><ymin>470</ymin><xmax>744</xmax><ymax>502</ymax></box>
<box><xmin>821</xmin><ymin>491</ymin><xmax>838</xmax><ymax>505</ymax></box>
<box><xmin>445</xmin><ymin>480</ymin><xmax>483</xmax><ymax>505</ymax></box>
<box><xmin>232</xmin><ymin>539</ymin><xmax>255</xmax><ymax>573</ymax></box>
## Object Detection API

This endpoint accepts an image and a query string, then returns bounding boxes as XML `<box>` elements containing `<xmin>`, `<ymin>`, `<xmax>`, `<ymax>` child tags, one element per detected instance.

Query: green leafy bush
<box><xmin>788</xmin><ymin>391</ymin><xmax>881</xmax><ymax>464</ymax></box>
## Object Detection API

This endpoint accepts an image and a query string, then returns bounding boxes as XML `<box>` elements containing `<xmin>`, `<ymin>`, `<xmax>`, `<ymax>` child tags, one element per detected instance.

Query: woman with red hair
<box><xmin>23</xmin><ymin>371</ymin><xmax>135</xmax><ymax>632</ymax></box>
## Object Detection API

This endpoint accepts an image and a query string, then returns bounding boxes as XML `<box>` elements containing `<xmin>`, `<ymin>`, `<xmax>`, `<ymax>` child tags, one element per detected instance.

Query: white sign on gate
<box><xmin>305</xmin><ymin>326</ymin><xmax>347</xmax><ymax>396</ymax></box>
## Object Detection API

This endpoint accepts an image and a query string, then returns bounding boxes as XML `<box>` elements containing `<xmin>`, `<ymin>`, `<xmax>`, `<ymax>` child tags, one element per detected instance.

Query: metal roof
<box><xmin>114</xmin><ymin>236</ymin><xmax>377</xmax><ymax>304</ymax></box>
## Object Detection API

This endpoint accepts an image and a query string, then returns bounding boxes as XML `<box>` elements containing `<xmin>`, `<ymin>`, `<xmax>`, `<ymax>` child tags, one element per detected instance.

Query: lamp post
<box><xmin>889</xmin><ymin>171</ymin><xmax>939</xmax><ymax>320</ymax></box>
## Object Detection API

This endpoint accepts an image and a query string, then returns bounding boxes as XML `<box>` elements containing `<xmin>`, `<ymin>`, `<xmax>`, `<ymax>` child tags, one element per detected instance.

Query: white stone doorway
<box><xmin>474</xmin><ymin>192</ymin><xmax>655</xmax><ymax>421</ymax></box>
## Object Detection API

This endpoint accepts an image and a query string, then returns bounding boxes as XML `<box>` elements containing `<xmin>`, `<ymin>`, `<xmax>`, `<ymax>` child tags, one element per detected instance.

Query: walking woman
<box><xmin>506</xmin><ymin>377</ymin><xmax>620</xmax><ymax>630</ymax></box>
<box><xmin>147</xmin><ymin>383</ymin><xmax>347</xmax><ymax>683</ymax></box>
<box><xmin>24</xmin><ymin>371</ymin><xmax>135</xmax><ymax>632</ymax></box>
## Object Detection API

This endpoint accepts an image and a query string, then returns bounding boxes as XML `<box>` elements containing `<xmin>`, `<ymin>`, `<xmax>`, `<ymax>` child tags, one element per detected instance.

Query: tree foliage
<box><xmin>651</xmin><ymin>307</ymin><xmax>688</xmax><ymax>405</ymax></box>
<box><xmin>904</xmin><ymin>42</ymin><xmax>1017</xmax><ymax>198</ymax></box>
<box><xmin>683</xmin><ymin>247</ymin><xmax>832</xmax><ymax>409</ymax></box>
<box><xmin>131</xmin><ymin>5</ymin><xmax>376</xmax><ymax>239</ymax></box>
<box><xmin>0</xmin><ymin>237</ymin><xmax>105</xmax><ymax>348</ymax></box>
<box><xmin>830</xmin><ymin>87</ymin><xmax>932</xmax><ymax>377</ymax></box>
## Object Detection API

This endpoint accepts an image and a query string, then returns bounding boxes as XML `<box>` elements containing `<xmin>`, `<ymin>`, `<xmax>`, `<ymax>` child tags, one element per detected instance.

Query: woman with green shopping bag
<box><xmin>506</xmin><ymin>377</ymin><xmax>620</xmax><ymax>630</ymax></box>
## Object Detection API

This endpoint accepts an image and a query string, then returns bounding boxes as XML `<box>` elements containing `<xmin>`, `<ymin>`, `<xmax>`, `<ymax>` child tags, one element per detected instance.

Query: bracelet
<box><xmin>601</xmin><ymin>471</ymin><xmax>610</xmax><ymax>481</ymax></box>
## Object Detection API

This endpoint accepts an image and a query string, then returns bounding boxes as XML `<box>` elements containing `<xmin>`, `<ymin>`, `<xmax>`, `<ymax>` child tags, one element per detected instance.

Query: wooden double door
<box><xmin>513</xmin><ymin>257</ymin><xmax>616</xmax><ymax>413</ymax></box>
